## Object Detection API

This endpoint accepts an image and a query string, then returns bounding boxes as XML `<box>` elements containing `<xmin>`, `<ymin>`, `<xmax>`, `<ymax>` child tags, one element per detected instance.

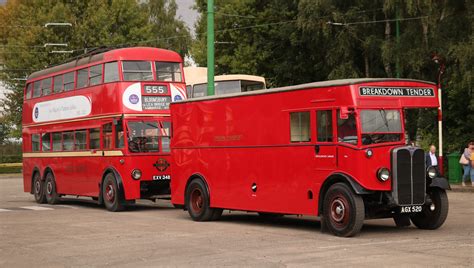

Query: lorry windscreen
<box><xmin>360</xmin><ymin>109</ymin><xmax>402</xmax><ymax>145</ymax></box>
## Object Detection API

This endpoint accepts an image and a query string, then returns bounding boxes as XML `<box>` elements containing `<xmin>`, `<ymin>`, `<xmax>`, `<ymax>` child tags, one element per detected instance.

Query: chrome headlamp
<box><xmin>427</xmin><ymin>166</ymin><xmax>437</xmax><ymax>179</ymax></box>
<box><xmin>377</xmin><ymin>168</ymin><xmax>390</xmax><ymax>182</ymax></box>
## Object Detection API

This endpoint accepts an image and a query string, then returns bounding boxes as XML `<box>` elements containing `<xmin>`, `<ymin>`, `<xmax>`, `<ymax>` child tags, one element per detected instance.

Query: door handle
<box><xmin>315</xmin><ymin>145</ymin><xmax>320</xmax><ymax>154</ymax></box>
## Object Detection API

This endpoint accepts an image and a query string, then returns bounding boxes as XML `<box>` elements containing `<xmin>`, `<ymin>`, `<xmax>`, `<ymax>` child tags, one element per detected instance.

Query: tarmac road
<box><xmin>0</xmin><ymin>174</ymin><xmax>472</xmax><ymax>267</ymax></box>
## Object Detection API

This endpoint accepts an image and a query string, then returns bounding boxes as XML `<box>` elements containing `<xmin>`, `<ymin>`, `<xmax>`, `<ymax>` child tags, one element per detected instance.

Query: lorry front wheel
<box><xmin>323</xmin><ymin>183</ymin><xmax>365</xmax><ymax>237</ymax></box>
<box><xmin>410</xmin><ymin>188</ymin><xmax>448</xmax><ymax>230</ymax></box>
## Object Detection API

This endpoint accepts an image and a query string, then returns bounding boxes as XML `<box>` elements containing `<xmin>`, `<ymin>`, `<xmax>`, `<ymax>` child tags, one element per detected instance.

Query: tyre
<box><xmin>393</xmin><ymin>214</ymin><xmax>411</xmax><ymax>227</ymax></box>
<box><xmin>33</xmin><ymin>172</ymin><xmax>46</xmax><ymax>204</ymax></box>
<box><xmin>102</xmin><ymin>173</ymin><xmax>125</xmax><ymax>212</ymax></box>
<box><xmin>45</xmin><ymin>172</ymin><xmax>61</xmax><ymax>204</ymax></box>
<box><xmin>185</xmin><ymin>179</ymin><xmax>218</xmax><ymax>221</ymax></box>
<box><xmin>323</xmin><ymin>183</ymin><xmax>365</xmax><ymax>237</ymax></box>
<box><xmin>410</xmin><ymin>188</ymin><xmax>449</xmax><ymax>230</ymax></box>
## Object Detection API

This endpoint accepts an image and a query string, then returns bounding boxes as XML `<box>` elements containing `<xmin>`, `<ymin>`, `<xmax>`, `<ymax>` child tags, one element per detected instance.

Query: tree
<box><xmin>192</xmin><ymin>0</ymin><xmax>472</xmax><ymax>152</ymax></box>
<box><xmin>0</xmin><ymin>0</ymin><xmax>190</xmax><ymax>139</ymax></box>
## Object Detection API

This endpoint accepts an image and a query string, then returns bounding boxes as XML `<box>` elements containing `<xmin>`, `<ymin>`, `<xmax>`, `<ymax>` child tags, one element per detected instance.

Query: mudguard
<box><xmin>429</xmin><ymin>176</ymin><xmax>451</xmax><ymax>190</ymax></box>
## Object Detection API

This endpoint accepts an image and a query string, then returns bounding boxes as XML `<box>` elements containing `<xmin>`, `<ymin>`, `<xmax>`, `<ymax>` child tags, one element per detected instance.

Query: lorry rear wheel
<box><xmin>323</xmin><ymin>183</ymin><xmax>365</xmax><ymax>237</ymax></box>
<box><xmin>186</xmin><ymin>179</ymin><xmax>217</xmax><ymax>221</ymax></box>
<box><xmin>410</xmin><ymin>188</ymin><xmax>448</xmax><ymax>230</ymax></box>
<box><xmin>33</xmin><ymin>172</ymin><xmax>46</xmax><ymax>204</ymax></box>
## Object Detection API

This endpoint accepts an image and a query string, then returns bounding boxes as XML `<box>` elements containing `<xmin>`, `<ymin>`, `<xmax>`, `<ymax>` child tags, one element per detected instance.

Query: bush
<box><xmin>0</xmin><ymin>154</ymin><xmax>22</xmax><ymax>163</ymax></box>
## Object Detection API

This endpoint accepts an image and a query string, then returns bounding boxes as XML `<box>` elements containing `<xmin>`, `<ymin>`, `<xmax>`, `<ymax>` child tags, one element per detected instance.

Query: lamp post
<box><xmin>431</xmin><ymin>52</ymin><xmax>446</xmax><ymax>175</ymax></box>
<box><xmin>207</xmin><ymin>0</ymin><xmax>215</xmax><ymax>96</ymax></box>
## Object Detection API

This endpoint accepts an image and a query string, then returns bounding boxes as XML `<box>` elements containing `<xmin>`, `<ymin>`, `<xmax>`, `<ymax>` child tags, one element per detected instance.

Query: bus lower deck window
<box><xmin>89</xmin><ymin>128</ymin><xmax>100</xmax><ymax>149</ymax></box>
<box><xmin>52</xmin><ymin>133</ymin><xmax>62</xmax><ymax>151</ymax></box>
<box><xmin>75</xmin><ymin>130</ymin><xmax>87</xmax><ymax>150</ymax></box>
<box><xmin>41</xmin><ymin>133</ymin><xmax>51</xmax><ymax>152</ymax></box>
<box><xmin>103</xmin><ymin>123</ymin><xmax>113</xmax><ymax>149</ymax></box>
<box><xmin>31</xmin><ymin>134</ymin><xmax>40</xmax><ymax>152</ymax></box>
<box><xmin>62</xmin><ymin>132</ymin><xmax>74</xmax><ymax>151</ymax></box>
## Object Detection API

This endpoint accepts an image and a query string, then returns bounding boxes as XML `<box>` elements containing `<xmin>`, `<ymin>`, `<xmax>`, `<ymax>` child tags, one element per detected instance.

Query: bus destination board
<box><xmin>142</xmin><ymin>96</ymin><xmax>171</xmax><ymax>110</ymax></box>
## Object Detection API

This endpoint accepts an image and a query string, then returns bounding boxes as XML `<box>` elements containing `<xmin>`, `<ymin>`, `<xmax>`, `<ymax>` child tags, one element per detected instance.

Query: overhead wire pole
<box><xmin>207</xmin><ymin>0</ymin><xmax>215</xmax><ymax>96</ymax></box>
<box><xmin>395</xmin><ymin>6</ymin><xmax>401</xmax><ymax>78</ymax></box>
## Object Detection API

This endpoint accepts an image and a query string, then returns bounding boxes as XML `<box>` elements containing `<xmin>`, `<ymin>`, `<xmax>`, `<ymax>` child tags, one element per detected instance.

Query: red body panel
<box><xmin>170</xmin><ymin>79</ymin><xmax>439</xmax><ymax>215</ymax></box>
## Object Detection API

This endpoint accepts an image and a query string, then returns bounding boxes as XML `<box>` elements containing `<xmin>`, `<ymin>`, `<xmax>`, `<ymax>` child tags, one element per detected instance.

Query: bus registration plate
<box><xmin>153</xmin><ymin>175</ymin><xmax>171</xmax><ymax>181</ymax></box>
<box><xmin>400</xmin><ymin>205</ymin><xmax>423</xmax><ymax>213</ymax></box>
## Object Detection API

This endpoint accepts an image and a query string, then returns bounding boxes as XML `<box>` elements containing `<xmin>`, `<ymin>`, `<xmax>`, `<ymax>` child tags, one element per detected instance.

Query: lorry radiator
<box><xmin>391</xmin><ymin>147</ymin><xmax>426</xmax><ymax>205</ymax></box>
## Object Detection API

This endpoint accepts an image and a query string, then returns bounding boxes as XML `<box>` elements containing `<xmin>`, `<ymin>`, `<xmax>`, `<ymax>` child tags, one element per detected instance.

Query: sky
<box><xmin>0</xmin><ymin>1</ymin><xmax>199</xmax><ymax>113</ymax></box>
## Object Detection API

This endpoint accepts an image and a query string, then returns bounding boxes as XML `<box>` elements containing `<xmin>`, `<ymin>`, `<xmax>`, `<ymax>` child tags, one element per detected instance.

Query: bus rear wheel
<box><xmin>186</xmin><ymin>179</ymin><xmax>218</xmax><ymax>221</ymax></box>
<box><xmin>33</xmin><ymin>172</ymin><xmax>46</xmax><ymax>204</ymax></box>
<box><xmin>323</xmin><ymin>183</ymin><xmax>365</xmax><ymax>237</ymax></box>
<box><xmin>45</xmin><ymin>173</ymin><xmax>61</xmax><ymax>204</ymax></box>
<box><xmin>410</xmin><ymin>188</ymin><xmax>448</xmax><ymax>230</ymax></box>
<box><xmin>102</xmin><ymin>173</ymin><xmax>125</xmax><ymax>212</ymax></box>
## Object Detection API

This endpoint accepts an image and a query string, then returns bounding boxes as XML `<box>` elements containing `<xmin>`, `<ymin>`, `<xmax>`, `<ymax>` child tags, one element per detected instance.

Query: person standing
<box><xmin>461</xmin><ymin>142</ymin><xmax>474</xmax><ymax>187</ymax></box>
<box><xmin>425</xmin><ymin>145</ymin><xmax>439</xmax><ymax>173</ymax></box>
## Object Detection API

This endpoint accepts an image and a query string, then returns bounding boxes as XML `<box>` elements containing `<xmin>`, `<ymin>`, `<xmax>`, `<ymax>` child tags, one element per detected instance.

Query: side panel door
<box><xmin>314</xmin><ymin>109</ymin><xmax>337</xmax><ymax>198</ymax></box>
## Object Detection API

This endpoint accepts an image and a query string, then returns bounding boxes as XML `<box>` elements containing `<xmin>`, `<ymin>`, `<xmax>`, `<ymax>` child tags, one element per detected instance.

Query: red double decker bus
<box><xmin>22</xmin><ymin>47</ymin><xmax>187</xmax><ymax>211</ymax></box>
<box><xmin>170</xmin><ymin>78</ymin><xmax>450</xmax><ymax>237</ymax></box>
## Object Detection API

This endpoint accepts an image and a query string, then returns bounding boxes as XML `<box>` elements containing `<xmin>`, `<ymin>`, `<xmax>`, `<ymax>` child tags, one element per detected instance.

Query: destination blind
<box><xmin>359</xmin><ymin>87</ymin><xmax>435</xmax><ymax>97</ymax></box>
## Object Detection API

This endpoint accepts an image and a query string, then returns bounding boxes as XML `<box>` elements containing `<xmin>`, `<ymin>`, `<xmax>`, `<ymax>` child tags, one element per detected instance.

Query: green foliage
<box><xmin>192</xmin><ymin>0</ymin><xmax>473</xmax><ymax>152</ymax></box>
<box><xmin>0</xmin><ymin>0</ymin><xmax>191</xmax><ymax>139</ymax></box>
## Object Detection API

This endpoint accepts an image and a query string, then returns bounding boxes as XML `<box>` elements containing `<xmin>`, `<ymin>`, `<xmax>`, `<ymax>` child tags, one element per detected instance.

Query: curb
<box><xmin>449</xmin><ymin>184</ymin><xmax>474</xmax><ymax>193</ymax></box>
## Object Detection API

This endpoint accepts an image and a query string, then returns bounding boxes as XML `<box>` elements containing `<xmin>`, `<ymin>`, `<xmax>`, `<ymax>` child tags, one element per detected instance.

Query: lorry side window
<box><xmin>317</xmin><ymin>110</ymin><xmax>333</xmax><ymax>142</ymax></box>
<box><xmin>290</xmin><ymin>112</ymin><xmax>310</xmax><ymax>142</ymax></box>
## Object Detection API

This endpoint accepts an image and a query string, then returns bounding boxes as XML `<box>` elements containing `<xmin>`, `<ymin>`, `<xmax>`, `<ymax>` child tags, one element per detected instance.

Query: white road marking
<box><xmin>0</xmin><ymin>208</ymin><xmax>12</xmax><ymax>212</ymax></box>
<box><xmin>20</xmin><ymin>206</ymin><xmax>54</xmax><ymax>211</ymax></box>
<box><xmin>55</xmin><ymin>205</ymin><xmax>79</xmax><ymax>209</ymax></box>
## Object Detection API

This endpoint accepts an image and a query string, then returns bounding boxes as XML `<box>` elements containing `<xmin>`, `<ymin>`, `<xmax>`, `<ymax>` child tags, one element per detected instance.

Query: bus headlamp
<box><xmin>377</xmin><ymin>168</ymin><xmax>390</xmax><ymax>182</ymax></box>
<box><xmin>427</xmin><ymin>166</ymin><xmax>437</xmax><ymax>179</ymax></box>
<box><xmin>131</xmin><ymin>169</ymin><xmax>142</xmax><ymax>180</ymax></box>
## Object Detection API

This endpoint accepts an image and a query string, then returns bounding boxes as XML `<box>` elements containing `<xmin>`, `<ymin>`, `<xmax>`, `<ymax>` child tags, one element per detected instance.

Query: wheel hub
<box><xmin>191</xmin><ymin>189</ymin><xmax>203</xmax><ymax>213</ymax></box>
<box><xmin>46</xmin><ymin>181</ymin><xmax>52</xmax><ymax>195</ymax></box>
<box><xmin>34</xmin><ymin>180</ymin><xmax>41</xmax><ymax>194</ymax></box>
<box><xmin>105</xmin><ymin>184</ymin><xmax>115</xmax><ymax>202</ymax></box>
<box><xmin>331</xmin><ymin>199</ymin><xmax>346</xmax><ymax>222</ymax></box>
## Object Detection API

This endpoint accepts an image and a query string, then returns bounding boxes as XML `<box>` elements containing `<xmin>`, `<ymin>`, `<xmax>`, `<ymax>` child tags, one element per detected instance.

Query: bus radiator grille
<box><xmin>391</xmin><ymin>147</ymin><xmax>426</xmax><ymax>206</ymax></box>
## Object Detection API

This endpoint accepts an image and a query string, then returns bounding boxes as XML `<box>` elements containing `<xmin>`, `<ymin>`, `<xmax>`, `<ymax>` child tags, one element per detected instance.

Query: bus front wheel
<box><xmin>45</xmin><ymin>173</ymin><xmax>61</xmax><ymax>204</ymax></box>
<box><xmin>33</xmin><ymin>172</ymin><xmax>46</xmax><ymax>204</ymax></box>
<box><xmin>185</xmin><ymin>179</ymin><xmax>219</xmax><ymax>221</ymax></box>
<box><xmin>102</xmin><ymin>173</ymin><xmax>125</xmax><ymax>212</ymax></box>
<box><xmin>323</xmin><ymin>183</ymin><xmax>365</xmax><ymax>237</ymax></box>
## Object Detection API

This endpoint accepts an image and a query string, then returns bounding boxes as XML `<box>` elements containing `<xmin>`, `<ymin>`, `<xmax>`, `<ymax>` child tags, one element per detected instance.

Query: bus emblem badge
<box><xmin>34</xmin><ymin>107</ymin><xmax>39</xmax><ymax>119</ymax></box>
<box><xmin>129</xmin><ymin>94</ymin><xmax>139</xmax><ymax>104</ymax></box>
<box><xmin>174</xmin><ymin>95</ymin><xmax>182</xmax><ymax>101</ymax></box>
<box><xmin>154</xmin><ymin>158</ymin><xmax>169</xmax><ymax>171</ymax></box>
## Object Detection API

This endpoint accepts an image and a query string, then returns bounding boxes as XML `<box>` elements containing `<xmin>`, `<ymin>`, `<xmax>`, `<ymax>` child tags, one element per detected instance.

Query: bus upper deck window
<box><xmin>193</xmin><ymin>84</ymin><xmax>207</xmax><ymax>98</ymax></box>
<box><xmin>104</xmin><ymin>62</ymin><xmax>119</xmax><ymax>83</ymax></box>
<box><xmin>33</xmin><ymin>81</ymin><xmax>41</xmax><ymax>98</ymax></box>
<box><xmin>25</xmin><ymin>83</ymin><xmax>33</xmax><ymax>100</ymax></box>
<box><xmin>41</xmin><ymin>78</ymin><xmax>52</xmax><ymax>96</ymax></box>
<box><xmin>77</xmin><ymin>68</ymin><xmax>89</xmax><ymax>89</ymax></box>
<box><xmin>89</xmin><ymin>64</ymin><xmax>103</xmax><ymax>86</ymax></box>
<box><xmin>123</xmin><ymin>61</ymin><xmax>153</xmax><ymax>81</ymax></box>
<box><xmin>155</xmin><ymin>62</ymin><xmax>182</xmax><ymax>82</ymax></box>
<box><xmin>63</xmin><ymin>72</ymin><xmax>74</xmax><ymax>91</ymax></box>
<box><xmin>53</xmin><ymin>75</ymin><xmax>63</xmax><ymax>93</ymax></box>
